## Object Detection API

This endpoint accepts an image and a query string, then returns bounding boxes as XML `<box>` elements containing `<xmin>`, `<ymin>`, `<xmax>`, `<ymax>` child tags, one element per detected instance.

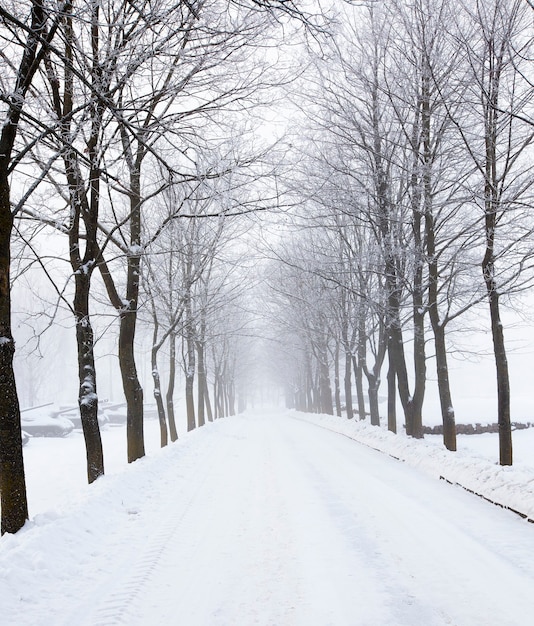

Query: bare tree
<box><xmin>450</xmin><ymin>0</ymin><xmax>534</xmax><ymax>464</ymax></box>
<box><xmin>0</xmin><ymin>0</ymin><xmax>67</xmax><ymax>534</ymax></box>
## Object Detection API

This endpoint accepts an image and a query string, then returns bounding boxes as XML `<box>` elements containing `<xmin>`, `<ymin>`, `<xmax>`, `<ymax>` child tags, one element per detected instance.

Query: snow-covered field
<box><xmin>2</xmin><ymin>411</ymin><xmax>534</xmax><ymax>625</ymax></box>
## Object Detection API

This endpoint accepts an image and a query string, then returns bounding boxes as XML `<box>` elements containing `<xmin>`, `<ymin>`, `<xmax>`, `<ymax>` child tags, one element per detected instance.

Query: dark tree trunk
<box><xmin>61</xmin><ymin>127</ymin><xmax>105</xmax><ymax>485</ymax></box>
<box><xmin>305</xmin><ymin>357</ymin><xmax>314</xmax><ymax>412</ymax></box>
<box><xmin>352</xmin><ymin>354</ymin><xmax>366</xmax><ymax>420</ymax></box>
<box><xmin>151</xmin><ymin>322</ymin><xmax>167</xmax><ymax>448</ymax></box>
<box><xmin>74</xmin><ymin>274</ymin><xmax>104</xmax><ymax>483</ymax></box>
<box><xmin>185</xmin><ymin>308</ymin><xmax>196</xmax><ymax>432</ymax></box>
<box><xmin>228</xmin><ymin>380</ymin><xmax>236</xmax><ymax>416</ymax></box>
<box><xmin>420</xmin><ymin>63</ymin><xmax>457</xmax><ymax>452</ymax></box>
<box><xmin>213</xmin><ymin>378</ymin><xmax>219</xmax><ymax>419</ymax></box>
<box><xmin>204</xmin><ymin>375</ymin><xmax>214</xmax><ymax>422</ymax></box>
<box><xmin>360</xmin><ymin>316</ymin><xmax>387</xmax><ymax>427</ymax></box>
<box><xmin>334</xmin><ymin>342</ymin><xmax>342</xmax><ymax>417</ymax></box>
<box><xmin>387</xmin><ymin>289</ymin><xmax>412</xmax><ymax>434</ymax></box>
<box><xmin>196</xmin><ymin>337</ymin><xmax>206</xmax><ymax>427</ymax></box>
<box><xmin>340</xmin><ymin>296</ymin><xmax>354</xmax><ymax>419</ymax></box>
<box><xmin>487</xmin><ymin>287</ymin><xmax>511</xmax><ymax>465</ymax></box>
<box><xmin>120</xmin><ymin>306</ymin><xmax>145</xmax><ymax>462</ymax></box>
<box><xmin>0</xmin><ymin>189</ymin><xmax>28</xmax><ymax>534</ymax></box>
<box><xmin>367</xmin><ymin>375</ymin><xmax>380</xmax><ymax>426</ymax></box>
<box><xmin>387</xmin><ymin>347</ymin><xmax>397</xmax><ymax>434</ymax></box>
<box><xmin>166</xmin><ymin>333</ymin><xmax>178</xmax><ymax>441</ymax></box>
<box><xmin>482</xmin><ymin>172</ymin><xmax>512</xmax><ymax>464</ymax></box>
<box><xmin>319</xmin><ymin>350</ymin><xmax>333</xmax><ymax>415</ymax></box>
<box><xmin>122</xmin><ymin>165</ymin><xmax>145</xmax><ymax>462</ymax></box>
<box><xmin>344</xmin><ymin>350</ymin><xmax>353</xmax><ymax>419</ymax></box>
<box><xmin>371</xmin><ymin>68</ymin><xmax>413</xmax><ymax>436</ymax></box>
<box><xmin>411</xmin><ymin>214</ymin><xmax>426</xmax><ymax>440</ymax></box>
<box><xmin>0</xmin><ymin>0</ymin><xmax>61</xmax><ymax>534</ymax></box>
<box><xmin>433</xmin><ymin>323</ymin><xmax>456</xmax><ymax>451</ymax></box>
<box><xmin>186</xmin><ymin>368</ymin><xmax>196</xmax><ymax>430</ymax></box>
<box><xmin>481</xmin><ymin>37</ymin><xmax>512</xmax><ymax>466</ymax></box>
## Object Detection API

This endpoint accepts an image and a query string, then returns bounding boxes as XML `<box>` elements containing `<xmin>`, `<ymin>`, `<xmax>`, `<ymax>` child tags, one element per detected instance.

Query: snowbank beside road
<box><xmin>293</xmin><ymin>411</ymin><xmax>534</xmax><ymax>523</ymax></box>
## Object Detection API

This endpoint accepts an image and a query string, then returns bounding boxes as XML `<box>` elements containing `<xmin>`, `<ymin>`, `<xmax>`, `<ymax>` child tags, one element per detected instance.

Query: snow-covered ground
<box><xmin>2</xmin><ymin>411</ymin><xmax>534</xmax><ymax>625</ymax></box>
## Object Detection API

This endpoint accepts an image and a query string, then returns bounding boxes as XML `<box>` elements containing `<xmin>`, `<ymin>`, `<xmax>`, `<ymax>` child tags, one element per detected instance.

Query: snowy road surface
<box><xmin>3</xmin><ymin>412</ymin><xmax>534</xmax><ymax>625</ymax></box>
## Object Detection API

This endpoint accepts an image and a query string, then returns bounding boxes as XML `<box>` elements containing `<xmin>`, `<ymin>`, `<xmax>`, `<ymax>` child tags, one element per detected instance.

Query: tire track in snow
<box><xmin>126</xmin><ymin>418</ymin><xmax>303</xmax><ymax>626</ymax></box>
<box><xmin>55</xmin><ymin>426</ymin><xmax>233</xmax><ymax>626</ymax></box>
<box><xmin>86</xmin><ymin>436</ymin><xmax>229</xmax><ymax>626</ymax></box>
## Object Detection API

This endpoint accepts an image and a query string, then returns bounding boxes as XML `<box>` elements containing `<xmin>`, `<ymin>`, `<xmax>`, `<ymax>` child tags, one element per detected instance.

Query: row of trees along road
<box><xmin>1</xmin><ymin>0</ymin><xmax>533</xmax><ymax>536</ymax></box>
<box><xmin>0</xmin><ymin>0</ymin><xmax>314</xmax><ymax>534</ymax></box>
<box><xmin>267</xmin><ymin>0</ymin><xmax>533</xmax><ymax>464</ymax></box>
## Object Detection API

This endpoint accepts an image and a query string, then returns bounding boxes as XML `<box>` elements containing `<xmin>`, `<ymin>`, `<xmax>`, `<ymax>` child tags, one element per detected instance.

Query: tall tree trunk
<box><xmin>344</xmin><ymin>349</ymin><xmax>353</xmax><ymax>419</ymax></box>
<box><xmin>0</xmin><ymin>186</ymin><xmax>28</xmax><ymax>535</ymax></box>
<box><xmin>433</xmin><ymin>323</ymin><xmax>456</xmax><ymax>450</ymax></box>
<box><xmin>482</xmin><ymin>30</ymin><xmax>512</xmax><ymax>466</ymax></box>
<box><xmin>213</xmin><ymin>378</ymin><xmax>219</xmax><ymax>419</ymax></box>
<box><xmin>333</xmin><ymin>341</ymin><xmax>342</xmax><ymax>417</ymax></box>
<box><xmin>204</xmin><ymin>375</ymin><xmax>213</xmax><ymax>422</ymax></box>
<box><xmin>53</xmin><ymin>0</ymin><xmax>115</xmax><ymax>481</ymax></box>
<box><xmin>120</xmin><ymin>306</ymin><xmax>144</xmax><ymax>462</ymax></box>
<box><xmin>423</xmin><ymin>173</ymin><xmax>456</xmax><ymax>448</ymax></box>
<box><xmin>185</xmin><ymin>296</ymin><xmax>196</xmax><ymax>432</ymax></box>
<box><xmin>319</xmin><ymin>346</ymin><xmax>333</xmax><ymax>415</ymax></box>
<box><xmin>371</xmin><ymin>67</ymin><xmax>413</xmax><ymax>436</ymax></box>
<box><xmin>387</xmin><ymin>283</ymin><xmax>412</xmax><ymax>433</ymax></box>
<box><xmin>166</xmin><ymin>333</ymin><xmax>178</xmax><ymax>441</ymax></box>
<box><xmin>0</xmin><ymin>0</ymin><xmax>63</xmax><ymax>533</ymax></box>
<box><xmin>228</xmin><ymin>379</ymin><xmax>236</xmax><ymax>416</ymax></box>
<box><xmin>367</xmin><ymin>375</ymin><xmax>381</xmax><ymax>426</ymax></box>
<box><xmin>305</xmin><ymin>356</ymin><xmax>314</xmax><ymax>412</ymax></box>
<box><xmin>483</xmin><ymin>159</ymin><xmax>512</xmax><ymax>464</ymax></box>
<box><xmin>74</xmin><ymin>274</ymin><xmax>104</xmax><ymax>483</ymax></box>
<box><xmin>387</xmin><ymin>346</ymin><xmax>397</xmax><ymax>434</ymax></box>
<box><xmin>352</xmin><ymin>354</ymin><xmax>366</xmax><ymax>420</ymax></box>
<box><xmin>340</xmin><ymin>291</ymin><xmax>354</xmax><ymax>419</ymax></box>
<box><xmin>151</xmin><ymin>320</ymin><xmax>167</xmax><ymax>448</ymax></box>
<box><xmin>411</xmin><ymin>232</ymin><xmax>426</xmax><ymax>440</ymax></box>
<box><xmin>486</xmin><ymin>283</ymin><xmax>511</xmax><ymax>465</ymax></box>
<box><xmin>196</xmin><ymin>334</ymin><xmax>206</xmax><ymax>427</ymax></box>
<box><xmin>419</xmin><ymin>62</ymin><xmax>457</xmax><ymax>451</ymax></box>
<box><xmin>122</xmin><ymin>165</ymin><xmax>144</xmax><ymax>462</ymax></box>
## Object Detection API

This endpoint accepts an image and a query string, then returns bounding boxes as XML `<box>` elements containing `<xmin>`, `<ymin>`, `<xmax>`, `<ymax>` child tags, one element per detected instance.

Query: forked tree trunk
<box><xmin>419</xmin><ymin>63</ymin><xmax>457</xmax><ymax>452</ymax></box>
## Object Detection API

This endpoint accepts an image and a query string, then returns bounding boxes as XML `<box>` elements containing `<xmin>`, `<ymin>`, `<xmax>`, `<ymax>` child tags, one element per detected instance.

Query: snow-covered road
<box><xmin>3</xmin><ymin>413</ymin><xmax>534</xmax><ymax>625</ymax></box>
